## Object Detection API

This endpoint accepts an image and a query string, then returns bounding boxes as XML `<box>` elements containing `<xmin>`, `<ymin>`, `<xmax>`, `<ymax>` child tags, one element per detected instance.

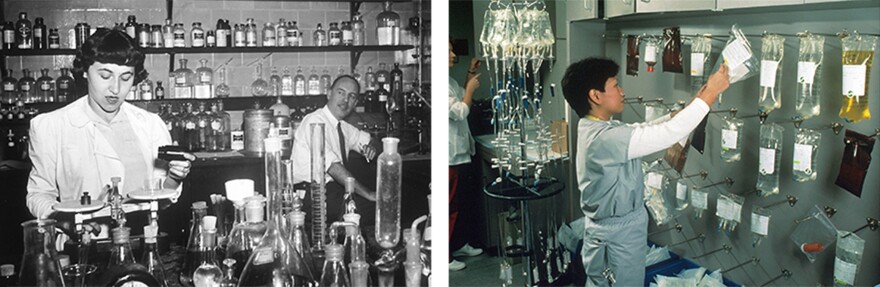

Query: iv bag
<box><xmin>715</xmin><ymin>192</ymin><xmax>743</xmax><ymax>233</ymax></box>
<box><xmin>795</xmin><ymin>33</ymin><xmax>824</xmax><ymax>120</ymax></box>
<box><xmin>838</xmin><ymin>34</ymin><xmax>877</xmax><ymax>123</ymax></box>
<box><xmin>690</xmin><ymin>34</ymin><xmax>712</xmax><ymax>91</ymax></box>
<box><xmin>719</xmin><ymin>117</ymin><xmax>744</xmax><ymax>162</ymax></box>
<box><xmin>627</xmin><ymin>36</ymin><xmax>640</xmax><ymax>77</ymax></box>
<box><xmin>834</xmin><ymin>230</ymin><xmax>865</xmax><ymax>286</ymax></box>
<box><xmin>712</xmin><ymin>24</ymin><xmax>759</xmax><ymax>85</ymax></box>
<box><xmin>645</xmin><ymin>105</ymin><xmax>665</xmax><ymax>122</ymax></box>
<box><xmin>750</xmin><ymin>208</ymin><xmax>771</xmax><ymax>247</ymax></box>
<box><xmin>690</xmin><ymin>187</ymin><xmax>708</xmax><ymax>219</ymax></box>
<box><xmin>756</xmin><ymin>123</ymin><xmax>783</xmax><ymax>197</ymax></box>
<box><xmin>834</xmin><ymin>129</ymin><xmax>875</xmax><ymax>197</ymax></box>
<box><xmin>758</xmin><ymin>34</ymin><xmax>784</xmax><ymax>113</ymax></box>
<box><xmin>792</xmin><ymin>128</ymin><xmax>821</xmax><ymax>182</ymax></box>
<box><xmin>790</xmin><ymin>205</ymin><xmax>837</xmax><ymax>263</ymax></box>
<box><xmin>662</xmin><ymin>26</ymin><xmax>683</xmax><ymax>74</ymax></box>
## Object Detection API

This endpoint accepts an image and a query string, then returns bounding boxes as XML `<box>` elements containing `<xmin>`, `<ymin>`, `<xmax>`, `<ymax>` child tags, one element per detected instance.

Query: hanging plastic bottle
<box><xmin>376</xmin><ymin>137</ymin><xmax>402</xmax><ymax>249</ymax></box>
<box><xmin>756</xmin><ymin>123</ymin><xmax>783</xmax><ymax>197</ymax></box>
<box><xmin>750</xmin><ymin>208</ymin><xmax>771</xmax><ymax>247</ymax></box>
<box><xmin>838</xmin><ymin>33</ymin><xmax>877</xmax><ymax>123</ymax></box>
<box><xmin>834</xmin><ymin>231</ymin><xmax>865</xmax><ymax>286</ymax></box>
<box><xmin>320</xmin><ymin>244</ymin><xmax>350</xmax><ymax>286</ymax></box>
<box><xmin>715</xmin><ymin>192</ymin><xmax>743</xmax><ymax>234</ymax></box>
<box><xmin>792</xmin><ymin>128</ymin><xmax>821</xmax><ymax>182</ymax></box>
<box><xmin>720</xmin><ymin>117</ymin><xmax>744</xmax><ymax>162</ymax></box>
<box><xmin>17</xmin><ymin>219</ymin><xmax>64</xmax><ymax>286</ymax></box>
<box><xmin>193</xmin><ymin>216</ymin><xmax>223</xmax><ymax>287</ymax></box>
<box><xmin>758</xmin><ymin>34</ymin><xmax>784</xmax><ymax>113</ymax></box>
<box><xmin>180</xmin><ymin>201</ymin><xmax>208</xmax><ymax>286</ymax></box>
<box><xmin>795</xmin><ymin>33</ymin><xmax>824</xmax><ymax>120</ymax></box>
<box><xmin>644</xmin><ymin>38</ymin><xmax>659</xmax><ymax>72</ymax></box>
<box><xmin>673</xmin><ymin>180</ymin><xmax>688</xmax><ymax>211</ymax></box>
<box><xmin>238</xmin><ymin>138</ymin><xmax>316</xmax><ymax>286</ymax></box>
<box><xmin>142</xmin><ymin>225</ymin><xmax>169</xmax><ymax>287</ymax></box>
<box><xmin>690</xmin><ymin>186</ymin><xmax>708</xmax><ymax>219</ymax></box>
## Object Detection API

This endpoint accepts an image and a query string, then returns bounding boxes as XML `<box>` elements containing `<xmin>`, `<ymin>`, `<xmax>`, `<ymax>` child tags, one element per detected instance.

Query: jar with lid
<box><xmin>341</xmin><ymin>21</ymin><xmax>353</xmax><ymax>46</ymax></box>
<box><xmin>313</xmin><ymin>23</ymin><xmax>326</xmax><ymax>47</ymax></box>
<box><xmin>195</xmin><ymin>58</ymin><xmax>214</xmax><ymax>99</ymax></box>
<box><xmin>36</xmin><ymin>69</ymin><xmax>53</xmax><ymax>103</ymax></box>
<box><xmin>173</xmin><ymin>23</ymin><xmax>186</xmax><ymax>47</ymax></box>
<box><xmin>352</xmin><ymin>13</ymin><xmax>365</xmax><ymax>46</ymax></box>
<box><xmin>138</xmin><ymin>23</ymin><xmax>151</xmax><ymax>48</ymax></box>
<box><xmin>191</xmin><ymin>22</ymin><xmax>205</xmax><ymax>47</ymax></box>
<box><xmin>328</xmin><ymin>22</ymin><xmax>341</xmax><ymax>46</ymax></box>
<box><xmin>174</xmin><ymin>58</ymin><xmax>195</xmax><ymax>98</ymax></box>
<box><xmin>376</xmin><ymin>2</ymin><xmax>400</xmax><ymax>45</ymax></box>
<box><xmin>262</xmin><ymin>22</ymin><xmax>276</xmax><ymax>47</ymax></box>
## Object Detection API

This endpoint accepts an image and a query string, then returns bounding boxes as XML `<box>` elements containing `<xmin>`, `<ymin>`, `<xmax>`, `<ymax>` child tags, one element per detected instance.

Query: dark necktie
<box><xmin>337</xmin><ymin>122</ymin><xmax>347</xmax><ymax>166</ymax></box>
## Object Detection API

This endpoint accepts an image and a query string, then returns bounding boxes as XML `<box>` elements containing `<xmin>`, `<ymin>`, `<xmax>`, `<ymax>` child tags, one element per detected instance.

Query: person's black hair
<box><xmin>72</xmin><ymin>28</ymin><xmax>148</xmax><ymax>97</ymax></box>
<box><xmin>330</xmin><ymin>74</ymin><xmax>361</xmax><ymax>94</ymax></box>
<box><xmin>560</xmin><ymin>57</ymin><xmax>619</xmax><ymax>118</ymax></box>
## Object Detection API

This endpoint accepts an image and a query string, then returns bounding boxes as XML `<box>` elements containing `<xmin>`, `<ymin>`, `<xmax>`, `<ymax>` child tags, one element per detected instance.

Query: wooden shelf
<box><xmin>0</xmin><ymin>45</ymin><xmax>415</xmax><ymax>57</ymax></box>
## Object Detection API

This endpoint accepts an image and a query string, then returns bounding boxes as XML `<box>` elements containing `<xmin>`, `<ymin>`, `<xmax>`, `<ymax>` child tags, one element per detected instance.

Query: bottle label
<box><xmin>141</xmin><ymin>91</ymin><xmax>152</xmax><ymax>100</ymax></box>
<box><xmin>21</xmin><ymin>84</ymin><xmax>30</xmax><ymax>91</ymax></box>
<box><xmin>379</xmin><ymin>95</ymin><xmax>387</xmax><ymax>102</ymax></box>
<box><xmin>192</xmin><ymin>36</ymin><xmax>204</xmax><ymax>47</ymax></box>
<box><xmin>378</xmin><ymin>27</ymin><xmax>394</xmax><ymax>45</ymax></box>
<box><xmin>278</xmin><ymin>127</ymin><xmax>291</xmax><ymax>139</ymax></box>
<box><xmin>216</xmin><ymin>30</ymin><xmax>227</xmax><ymax>47</ymax></box>
<box><xmin>235</xmin><ymin>31</ymin><xmax>246</xmax><ymax>46</ymax></box>
<box><xmin>759</xmin><ymin>147</ymin><xmax>775</xmax><ymax>175</ymax></box>
<box><xmin>343</xmin><ymin>30</ymin><xmax>353</xmax><ymax>42</ymax></box>
<box><xmin>797</xmin><ymin>61</ymin><xmax>817</xmax><ymax>84</ymax></box>
<box><xmin>198</xmin><ymin>119</ymin><xmax>207</xmax><ymax>128</ymax></box>
<box><xmin>40</xmin><ymin>83</ymin><xmax>51</xmax><ymax>91</ymax></box>
<box><xmin>842</xmin><ymin>64</ymin><xmax>866</xmax><ymax>97</ymax></box>
<box><xmin>231</xmin><ymin>131</ymin><xmax>244</xmax><ymax>150</ymax></box>
<box><xmin>691</xmin><ymin>190</ymin><xmax>708</xmax><ymax>209</ymax></box>
<box><xmin>211</xmin><ymin>121</ymin><xmax>221</xmax><ymax>131</ymax></box>
<box><xmin>792</xmin><ymin>144</ymin><xmax>813</xmax><ymax>172</ymax></box>
<box><xmin>252</xmin><ymin>247</ymin><xmax>274</xmax><ymax>265</ymax></box>
<box><xmin>645</xmin><ymin>172</ymin><xmax>663</xmax><ymax>190</ymax></box>
<box><xmin>186</xmin><ymin>122</ymin><xmax>196</xmax><ymax>130</ymax></box>
<box><xmin>176</xmin><ymin>76</ymin><xmax>186</xmax><ymax>84</ymax></box>
<box><xmin>59</xmin><ymin>82</ymin><xmax>68</xmax><ymax>89</ymax></box>
<box><xmin>200</xmin><ymin>74</ymin><xmax>211</xmax><ymax>83</ymax></box>
<box><xmin>295</xmin><ymin>81</ymin><xmax>305</xmax><ymax>95</ymax></box>
<box><xmin>34</xmin><ymin>28</ymin><xmax>43</xmax><ymax>38</ymax></box>
<box><xmin>834</xmin><ymin>257</ymin><xmax>857</xmax><ymax>285</ymax></box>
<box><xmin>246</xmin><ymin>31</ymin><xmax>257</xmax><ymax>45</ymax></box>
<box><xmin>751</xmin><ymin>212</ymin><xmax>770</xmax><ymax>236</ymax></box>
<box><xmin>4</xmin><ymin>83</ymin><xmax>15</xmax><ymax>91</ymax></box>
<box><xmin>675</xmin><ymin>182</ymin><xmax>687</xmax><ymax>201</ymax></box>
<box><xmin>644</xmin><ymin>45</ymin><xmax>657</xmax><ymax>63</ymax></box>
<box><xmin>759</xmin><ymin>60</ymin><xmax>778</xmax><ymax>88</ymax></box>
<box><xmin>194</xmin><ymin>84</ymin><xmax>212</xmax><ymax>99</ymax></box>
<box><xmin>308</xmin><ymin>80</ymin><xmax>320</xmax><ymax>95</ymax></box>
<box><xmin>690</xmin><ymin>53</ymin><xmax>705</xmax><ymax>76</ymax></box>
<box><xmin>173</xmin><ymin>32</ymin><xmax>185</xmax><ymax>47</ymax></box>
<box><xmin>721</xmin><ymin>129</ymin><xmax>737</xmax><ymax>150</ymax></box>
<box><xmin>3</xmin><ymin>31</ymin><xmax>14</xmax><ymax>44</ymax></box>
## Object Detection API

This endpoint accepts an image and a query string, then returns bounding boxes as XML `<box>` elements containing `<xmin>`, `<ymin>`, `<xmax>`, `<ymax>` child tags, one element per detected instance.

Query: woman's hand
<box><xmin>468</xmin><ymin>58</ymin><xmax>481</xmax><ymax>73</ymax></box>
<box><xmin>465</xmin><ymin>73</ymin><xmax>481</xmax><ymax>95</ymax></box>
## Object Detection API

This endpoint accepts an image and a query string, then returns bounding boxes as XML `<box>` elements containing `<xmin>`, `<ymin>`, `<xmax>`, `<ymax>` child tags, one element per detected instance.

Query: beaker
<box><xmin>18</xmin><ymin>219</ymin><xmax>65</xmax><ymax>286</ymax></box>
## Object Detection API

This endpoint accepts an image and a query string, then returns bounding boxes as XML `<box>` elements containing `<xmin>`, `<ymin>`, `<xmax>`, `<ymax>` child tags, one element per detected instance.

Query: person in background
<box><xmin>290</xmin><ymin>75</ymin><xmax>378</xmax><ymax>225</ymax></box>
<box><xmin>448</xmin><ymin>40</ymin><xmax>484</xmax><ymax>271</ymax></box>
<box><xmin>561</xmin><ymin>57</ymin><xmax>729</xmax><ymax>286</ymax></box>
<box><xmin>26</xmin><ymin>28</ymin><xmax>194</xmax><ymax>232</ymax></box>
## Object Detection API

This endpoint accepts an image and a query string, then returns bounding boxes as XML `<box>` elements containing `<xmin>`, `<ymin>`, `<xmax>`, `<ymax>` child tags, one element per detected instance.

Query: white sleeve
<box><xmin>629</xmin><ymin>113</ymin><xmax>672</xmax><ymax>128</ymax></box>
<box><xmin>627</xmin><ymin>98</ymin><xmax>710</xmax><ymax>160</ymax></box>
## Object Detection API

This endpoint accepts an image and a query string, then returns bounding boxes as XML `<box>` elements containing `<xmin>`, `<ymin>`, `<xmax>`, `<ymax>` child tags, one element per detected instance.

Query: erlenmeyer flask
<box><xmin>238</xmin><ymin>138</ymin><xmax>316</xmax><ymax>286</ymax></box>
<box><xmin>18</xmin><ymin>219</ymin><xmax>64</xmax><ymax>286</ymax></box>
<box><xmin>181</xmin><ymin>201</ymin><xmax>208</xmax><ymax>286</ymax></box>
<box><xmin>287</xmin><ymin>211</ymin><xmax>318</xmax><ymax>278</ymax></box>
<box><xmin>250</xmin><ymin>63</ymin><xmax>269</xmax><ymax>97</ymax></box>
<box><xmin>226</xmin><ymin>196</ymin><xmax>267</xmax><ymax>279</ymax></box>
<box><xmin>141</xmin><ymin>225</ymin><xmax>169</xmax><ymax>287</ymax></box>
<box><xmin>319</xmin><ymin>244</ymin><xmax>350</xmax><ymax>286</ymax></box>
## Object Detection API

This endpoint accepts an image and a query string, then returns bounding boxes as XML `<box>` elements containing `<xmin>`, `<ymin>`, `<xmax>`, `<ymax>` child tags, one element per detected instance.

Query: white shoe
<box><xmin>449</xmin><ymin>259</ymin><xmax>467</xmax><ymax>271</ymax></box>
<box><xmin>452</xmin><ymin>243</ymin><xmax>484</xmax><ymax>257</ymax></box>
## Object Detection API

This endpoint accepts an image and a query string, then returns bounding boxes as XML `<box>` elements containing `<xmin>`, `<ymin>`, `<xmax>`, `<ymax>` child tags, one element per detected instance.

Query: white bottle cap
<box><xmin>382</xmin><ymin>137</ymin><xmax>399</xmax><ymax>153</ymax></box>
<box><xmin>343</xmin><ymin>213</ymin><xmax>361</xmax><ymax>226</ymax></box>
<box><xmin>1</xmin><ymin>264</ymin><xmax>14</xmax><ymax>276</ymax></box>
<box><xmin>192</xmin><ymin>201</ymin><xmax>207</xmax><ymax>209</ymax></box>
<box><xmin>202</xmin><ymin>215</ymin><xmax>217</xmax><ymax>231</ymax></box>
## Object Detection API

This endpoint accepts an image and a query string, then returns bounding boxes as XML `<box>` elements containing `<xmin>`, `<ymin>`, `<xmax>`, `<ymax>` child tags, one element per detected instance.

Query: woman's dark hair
<box><xmin>72</xmin><ymin>28</ymin><xmax>148</xmax><ymax>97</ymax></box>
<box><xmin>560</xmin><ymin>57</ymin><xmax>619</xmax><ymax>118</ymax></box>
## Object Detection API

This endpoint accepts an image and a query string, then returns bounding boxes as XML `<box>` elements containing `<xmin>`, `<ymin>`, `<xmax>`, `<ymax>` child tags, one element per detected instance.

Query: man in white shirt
<box><xmin>291</xmin><ymin>75</ymin><xmax>378</xmax><ymax>225</ymax></box>
<box><xmin>561</xmin><ymin>58</ymin><xmax>729</xmax><ymax>286</ymax></box>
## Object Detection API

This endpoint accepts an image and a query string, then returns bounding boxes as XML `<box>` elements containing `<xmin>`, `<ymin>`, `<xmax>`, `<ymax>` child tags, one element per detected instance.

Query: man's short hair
<box><xmin>560</xmin><ymin>57</ymin><xmax>619</xmax><ymax>118</ymax></box>
<box><xmin>331</xmin><ymin>74</ymin><xmax>360</xmax><ymax>94</ymax></box>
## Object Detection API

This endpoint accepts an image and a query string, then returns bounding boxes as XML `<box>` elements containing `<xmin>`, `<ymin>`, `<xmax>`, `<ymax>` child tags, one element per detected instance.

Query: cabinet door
<box><xmin>637</xmin><ymin>0</ymin><xmax>716</xmax><ymax>13</ymax></box>
<box><xmin>567</xmin><ymin>0</ymin><xmax>600</xmax><ymax>21</ymax></box>
<box><xmin>717</xmin><ymin>0</ymin><xmax>803</xmax><ymax>9</ymax></box>
<box><xmin>606</xmin><ymin>0</ymin><xmax>637</xmax><ymax>18</ymax></box>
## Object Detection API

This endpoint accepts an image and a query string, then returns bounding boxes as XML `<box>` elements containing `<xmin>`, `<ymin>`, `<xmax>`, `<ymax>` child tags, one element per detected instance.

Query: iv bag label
<box><xmin>252</xmin><ymin>247</ymin><xmax>274</xmax><ymax>265</ymax></box>
<box><xmin>690</xmin><ymin>53</ymin><xmax>705</xmax><ymax>76</ymax></box>
<box><xmin>793</xmin><ymin>144</ymin><xmax>813</xmax><ymax>172</ymax></box>
<box><xmin>692</xmin><ymin>190</ymin><xmax>708</xmax><ymax>209</ymax></box>
<box><xmin>721</xmin><ymin>129</ymin><xmax>738</xmax><ymax>150</ymax></box>
<box><xmin>834</xmin><ymin>257</ymin><xmax>857</xmax><ymax>285</ymax></box>
<box><xmin>797</xmin><ymin>61</ymin><xmax>817</xmax><ymax>84</ymax></box>
<box><xmin>645</xmin><ymin>45</ymin><xmax>657</xmax><ymax>63</ymax></box>
<box><xmin>676</xmin><ymin>182</ymin><xmax>687</xmax><ymax>201</ymax></box>
<box><xmin>759</xmin><ymin>148</ymin><xmax>775</xmax><ymax>175</ymax></box>
<box><xmin>646</xmin><ymin>172</ymin><xmax>663</xmax><ymax>190</ymax></box>
<box><xmin>722</xmin><ymin>38</ymin><xmax>751</xmax><ymax>69</ymax></box>
<box><xmin>760</xmin><ymin>60</ymin><xmax>779</xmax><ymax>88</ymax></box>
<box><xmin>751</xmin><ymin>213</ymin><xmax>770</xmax><ymax>236</ymax></box>
<box><xmin>842</xmin><ymin>64</ymin><xmax>866</xmax><ymax>97</ymax></box>
<box><xmin>717</xmin><ymin>197</ymin><xmax>735</xmax><ymax>220</ymax></box>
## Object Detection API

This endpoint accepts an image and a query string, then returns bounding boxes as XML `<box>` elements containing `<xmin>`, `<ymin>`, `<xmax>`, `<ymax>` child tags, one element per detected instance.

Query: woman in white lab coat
<box><xmin>26</xmin><ymin>29</ymin><xmax>194</xmax><ymax>227</ymax></box>
<box><xmin>561</xmin><ymin>58</ymin><xmax>728</xmax><ymax>286</ymax></box>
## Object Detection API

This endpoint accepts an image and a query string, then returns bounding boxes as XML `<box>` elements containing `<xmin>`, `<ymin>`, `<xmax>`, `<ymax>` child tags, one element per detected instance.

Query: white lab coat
<box><xmin>26</xmin><ymin>96</ymin><xmax>177</xmax><ymax>219</ymax></box>
<box><xmin>449</xmin><ymin>76</ymin><xmax>475</xmax><ymax>166</ymax></box>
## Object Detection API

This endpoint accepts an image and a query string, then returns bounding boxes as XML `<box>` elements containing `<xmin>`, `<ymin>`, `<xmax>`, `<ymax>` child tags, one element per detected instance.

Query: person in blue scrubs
<box><xmin>561</xmin><ymin>58</ymin><xmax>729</xmax><ymax>286</ymax></box>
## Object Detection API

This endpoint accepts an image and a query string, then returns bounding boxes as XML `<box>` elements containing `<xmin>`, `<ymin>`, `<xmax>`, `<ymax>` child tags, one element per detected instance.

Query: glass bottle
<box><xmin>36</xmin><ymin>68</ymin><xmax>53</xmax><ymax>103</ymax></box>
<box><xmin>376</xmin><ymin>63</ymin><xmax>390</xmax><ymax>91</ymax></box>
<box><xmin>16</xmin><ymin>12</ymin><xmax>32</xmax><ymax>49</ymax></box>
<box><xmin>391</xmin><ymin>63</ymin><xmax>403</xmax><ymax>96</ymax></box>
<box><xmin>269</xmin><ymin>66</ymin><xmax>282</xmax><ymax>97</ymax></box>
<box><xmin>287</xmin><ymin>211</ymin><xmax>317</xmax><ymax>276</ymax></box>
<box><xmin>139</xmin><ymin>23</ymin><xmax>152</xmax><ymax>48</ymax></box>
<box><xmin>251</xmin><ymin>63</ymin><xmax>269</xmax><ymax>97</ymax></box>
<box><xmin>33</xmin><ymin>17</ymin><xmax>46</xmax><ymax>50</ymax></box>
<box><xmin>138</xmin><ymin>77</ymin><xmax>154</xmax><ymax>101</ymax></box>
<box><xmin>174</xmin><ymin>59</ymin><xmax>195</xmax><ymax>99</ymax></box>
<box><xmin>341</xmin><ymin>21</ymin><xmax>353</xmax><ymax>46</ymax></box>
<box><xmin>294</xmin><ymin>66</ymin><xmax>307</xmax><ymax>96</ymax></box>
<box><xmin>216</xmin><ymin>67</ymin><xmax>230</xmax><ymax>98</ymax></box>
<box><xmin>262</xmin><ymin>22</ymin><xmax>276</xmax><ymax>47</ymax></box>
<box><xmin>163</xmin><ymin>19</ymin><xmax>174</xmax><ymax>48</ymax></box>
<box><xmin>376</xmin><ymin>2</ymin><xmax>400</xmax><ymax>46</ymax></box>
<box><xmin>234</xmin><ymin>23</ymin><xmax>246</xmax><ymax>47</ymax></box>
<box><xmin>307</xmin><ymin>67</ymin><xmax>321</xmax><ymax>95</ymax></box>
<box><xmin>18</xmin><ymin>69</ymin><xmax>35</xmax><ymax>104</ymax></box>
<box><xmin>403</xmin><ymin>229</ymin><xmax>422</xmax><ymax>287</ymax></box>
<box><xmin>193</xmin><ymin>216</ymin><xmax>223</xmax><ymax>287</ymax></box>
<box><xmin>245</xmin><ymin>18</ymin><xmax>257</xmax><ymax>47</ymax></box>
<box><xmin>141</xmin><ymin>225</ymin><xmax>169</xmax><ymax>287</ymax></box>
<box><xmin>328</xmin><ymin>22</ymin><xmax>342</xmax><ymax>46</ymax></box>
<box><xmin>219</xmin><ymin>259</ymin><xmax>238</xmax><ymax>287</ymax></box>
<box><xmin>155</xmin><ymin>81</ymin><xmax>166</xmax><ymax>100</ymax></box>
<box><xmin>98</xmin><ymin>227</ymin><xmax>161</xmax><ymax>286</ymax></box>
<box><xmin>218</xmin><ymin>102</ymin><xmax>232</xmax><ymax>151</ymax></box>
<box><xmin>375</xmin><ymin>80</ymin><xmax>390</xmax><ymax>115</ymax></box>
<box><xmin>320</xmin><ymin>69</ymin><xmax>332</xmax><ymax>95</ymax></box>
<box><xmin>2</xmin><ymin>69</ymin><xmax>18</xmax><ymax>104</ymax></box>
<box><xmin>238</xmin><ymin>138</ymin><xmax>316</xmax><ymax>286</ymax></box>
<box><xmin>287</xmin><ymin>21</ymin><xmax>299</xmax><ymax>47</ymax></box>
<box><xmin>125</xmin><ymin>15</ymin><xmax>138</xmax><ymax>39</ymax></box>
<box><xmin>207</xmin><ymin>103</ymin><xmax>222</xmax><ymax>152</ymax></box>
<box><xmin>320</xmin><ymin>244</ymin><xmax>350</xmax><ymax>287</ymax></box>
<box><xmin>352</xmin><ymin>13</ymin><xmax>365</xmax><ymax>46</ymax></box>
<box><xmin>180</xmin><ymin>201</ymin><xmax>208</xmax><ymax>286</ymax></box>
<box><xmin>376</xmin><ymin>137</ymin><xmax>402</xmax><ymax>249</ymax></box>
<box><xmin>313</xmin><ymin>23</ymin><xmax>326</xmax><ymax>47</ymax></box>
<box><xmin>344</xmin><ymin>214</ymin><xmax>368</xmax><ymax>287</ymax></box>
<box><xmin>3</xmin><ymin>21</ymin><xmax>15</xmax><ymax>50</ymax></box>
<box><xmin>48</xmin><ymin>28</ymin><xmax>60</xmax><ymax>49</ymax></box>
<box><xmin>270</xmin><ymin>94</ymin><xmax>290</xmax><ymax>117</ymax></box>
<box><xmin>18</xmin><ymin>219</ymin><xmax>64</xmax><ymax>286</ymax></box>
<box><xmin>276</xmin><ymin>19</ymin><xmax>288</xmax><ymax>47</ymax></box>
<box><xmin>281</xmin><ymin>67</ymin><xmax>294</xmax><ymax>96</ymax></box>
<box><xmin>197</xmin><ymin>102</ymin><xmax>211</xmax><ymax>151</ymax></box>
<box><xmin>216</xmin><ymin>19</ymin><xmax>228</xmax><ymax>48</ymax></box>
<box><xmin>195</xmin><ymin>58</ymin><xmax>214</xmax><ymax>99</ymax></box>
<box><xmin>173</xmin><ymin>23</ymin><xmax>186</xmax><ymax>47</ymax></box>
<box><xmin>191</xmin><ymin>22</ymin><xmax>205</xmax><ymax>47</ymax></box>
<box><xmin>206</xmin><ymin>30</ymin><xmax>216</xmax><ymax>47</ymax></box>
<box><xmin>55</xmin><ymin>68</ymin><xmax>74</xmax><ymax>102</ymax></box>
<box><xmin>226</xmin><ymin>197</ymin><xmax>268</xmax><ymax>279</ymax></box>
<box><xmin>364</xmin><ymin>67</ymin><xmax>376</xmax><ymax>113</ymax></box>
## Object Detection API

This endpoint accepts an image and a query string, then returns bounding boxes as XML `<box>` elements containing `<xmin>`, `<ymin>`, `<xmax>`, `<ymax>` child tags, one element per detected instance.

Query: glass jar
<box><xmin>262</xmin><ymin>22</ymin><xmax>276</xmax><ymax>47</ymax></box>
<box><xmin>275</xmin><ymin>19</ymin><xmax>288</xmax><ymax>47</ymax></box>
<box><xmin>294</xmin><ymin>66</ymin><xmax>306</xmax><ymax>96</ymax></box>
<box><xmin>328</xmin><ymin>22</ymin><xmax>341</xmax><ymax>46</ymax></box>
<box><xmin>376</xmin><ymin>2</ymin><xmax>400</xmax><ymax>45</ymax></box>
<box><xmin>138</xmin><ymin>77</ymin><xmax>154</xmax><ymax>101</ymax></box>
<box><xmin>195</xmin><ymin>58</ymin><xmax>214</xmax><ymax>99</ymax></box>
<box><xmin>191</xmin><ymin>22</ymin><xmax>205</xmax><ymax>47</ymax></box>
<box><xmin>17</xmin><ymin>69</ymin><xmax>35</xmax><ymax>104</ymax></box>
<box><xmin>313</xmin><ymin>23</ymin><xmax>326</xmax><ymax>47</ymax></box>
<box><xmin>55</xmin><ymin>68</ymin><xmax>74</xmax><ymax>102</ymax></box>
<box><xmin>287</xmin><ymin>21</ymin><xmax>299</xmax><ymax>47</ymax></box>
<box><xmin>36</xmin><ymin>68</ymin><xmax>53</xmax><ymax>103</ymax></box>
<box><xmin>250</xmin><ymin>63</ymin><xmax>269</xmax><ymax>97</ymax></box>
<box><xmin>173</xmin><ymin>23</ymin><xmax>186</xmax><ymax>47</ymax></box>
<box><xmin>18</xmin><ymin>219</ymin><xmax>64</xmax><ymax>286</ymax></box>
<box><xmin>269</xmin><ymin>66</ymin><xmax>282</xmax><ymax>97</ymax></box>
<box><xmin>307</xmin><ymin>67</ymin><xmax>320</xmax><ymax>95</ymax></box>
<box><xmin>173</xmin><ymin>59</ymin><xmax>195</xmax><ymax>98</ymax></box>
<box><xmin>234</xmin><ymin>24</ymin><xmax>246</xmax><ymax>47</ymax></box>
<box><xmin>245</xmin><ymin>18</ymin><xmax>257</xmax><ymax>47</ymax></box>
<box><xmin>281</xmin><ymin>67</ymin><xmax>294</xmax><ymax>96</ymax></box>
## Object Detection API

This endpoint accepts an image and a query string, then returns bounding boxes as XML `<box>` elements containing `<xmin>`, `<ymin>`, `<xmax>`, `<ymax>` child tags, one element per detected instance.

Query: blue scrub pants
<box><xmin>581</xmin><ymin>207</ymin><xmax>648</xmax><ymax>287</ymax></box>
